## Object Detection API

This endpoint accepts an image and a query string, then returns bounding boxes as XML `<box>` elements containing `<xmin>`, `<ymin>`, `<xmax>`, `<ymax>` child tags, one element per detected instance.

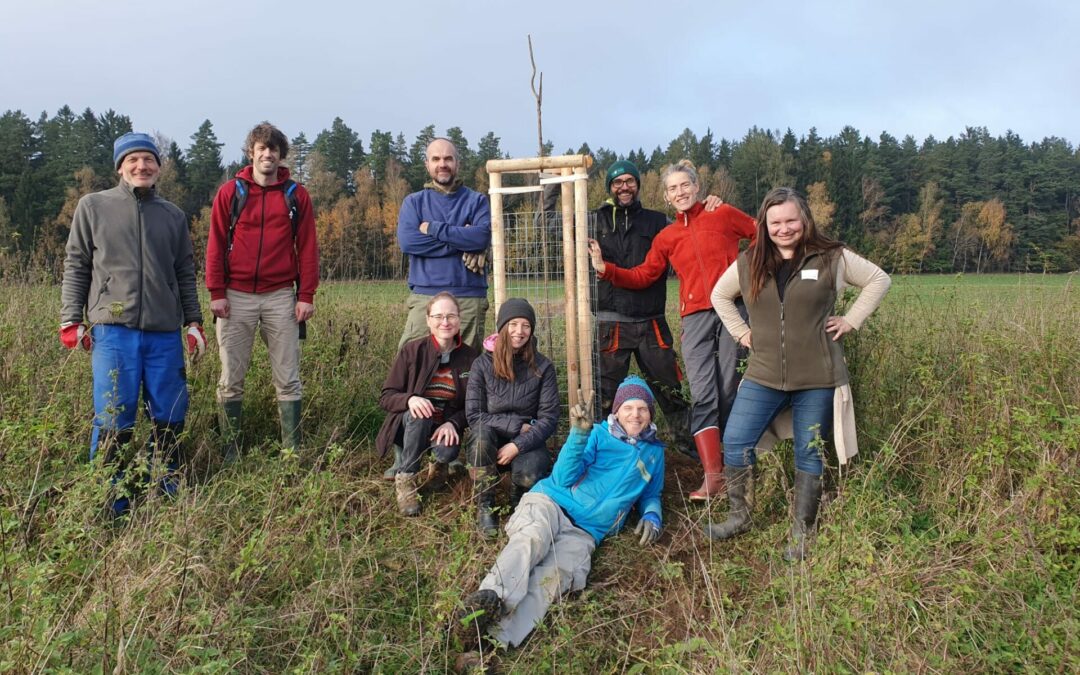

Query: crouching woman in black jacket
<box><xmin>466</xmin><ymin>298</ymin><xmax>560</xmax><ymax>537</ymax></box>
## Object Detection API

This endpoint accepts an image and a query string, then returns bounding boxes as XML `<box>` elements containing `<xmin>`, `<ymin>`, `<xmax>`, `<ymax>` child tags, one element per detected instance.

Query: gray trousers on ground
<box><xmin>216</xmin><ymin>287</ymin><xmax>301</xmax><ymax>402</ymax></box>
<box><xmin>398</xmin><ymin>293</ymin><xmax>489</xmax><ymax>352</ymax></box>
<box><xmin>479</xmin><ymin>492</ymin><xmax>596</xmax><ymax>647</ymax></box>
<box><xmin>680</xmin><ymin>308</ymin><xmax>747</xmax><ymax>435</ymax></box>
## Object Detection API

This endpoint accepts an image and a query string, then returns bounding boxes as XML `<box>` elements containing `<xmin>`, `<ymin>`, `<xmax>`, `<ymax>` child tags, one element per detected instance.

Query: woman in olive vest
<box><xmin>707</xmin><ymin>187</ymin><xmax>890</xmax><ymax>560</ymax></box>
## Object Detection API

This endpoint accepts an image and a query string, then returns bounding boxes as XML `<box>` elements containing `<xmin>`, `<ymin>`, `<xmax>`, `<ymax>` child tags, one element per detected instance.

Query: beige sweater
<box><xmin>709</xmin><ymin>248</ymin><xmax>891</xmax><ymax>465</ymax></box>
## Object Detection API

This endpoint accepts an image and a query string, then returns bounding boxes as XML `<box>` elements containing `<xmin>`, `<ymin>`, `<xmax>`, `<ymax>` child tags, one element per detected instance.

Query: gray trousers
<box><xmin>397</xmin><ymin>293</ymin><xmax>489</xmax><ymax>352</ymax></box>
<box><xmin>479</xmin><ymin>492</ymin><xmax>596</xmax><ymax>647</ymax></box>
<box><xmin>680</xmin><ymin>308</ymin><xmax>747</xmax><ymax>435</ymax></box>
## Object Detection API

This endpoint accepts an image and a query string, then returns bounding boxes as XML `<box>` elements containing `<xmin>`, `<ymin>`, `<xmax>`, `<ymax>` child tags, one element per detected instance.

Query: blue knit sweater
<box><xmin>396</xmin><ymin>186</ymin><xmax>491</xmax><ymax>296</ymax></box>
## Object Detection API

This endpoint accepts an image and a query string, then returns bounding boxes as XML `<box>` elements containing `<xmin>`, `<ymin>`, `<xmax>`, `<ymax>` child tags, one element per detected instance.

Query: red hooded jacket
<box><xmin>206</xmin><ymin>165</ymin><xmax>319</xmax><ymax>302</ymax></box>
<box><xmin>599</xmin><ymin>201</ymin><xmax>755</xmax><ymax>317</ymax></box>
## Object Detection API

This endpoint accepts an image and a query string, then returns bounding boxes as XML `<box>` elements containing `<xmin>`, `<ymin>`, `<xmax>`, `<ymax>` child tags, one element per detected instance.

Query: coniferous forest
<box><xmin>1</xmin><ymin>106</ymin><xmax>1078</xmax><ymax>279</ymax></box>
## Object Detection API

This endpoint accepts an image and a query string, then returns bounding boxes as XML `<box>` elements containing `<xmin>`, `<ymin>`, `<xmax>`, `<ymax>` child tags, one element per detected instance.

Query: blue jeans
<box><xmin>90</xmin><ymin>325</ymin><xmax>188</xmax><ymax>459</ymax></box>
<box><xmin>722</xmin><ymin>380</ymin><xmax>833</xmax><ymax>476</ymax></box>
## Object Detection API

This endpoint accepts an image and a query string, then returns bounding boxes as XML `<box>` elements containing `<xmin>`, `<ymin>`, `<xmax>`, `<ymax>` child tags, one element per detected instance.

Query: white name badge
<box><xmin>801</xmin><ymin>269</ymin><xmax>819</xmax><ymax>281</ymax></box>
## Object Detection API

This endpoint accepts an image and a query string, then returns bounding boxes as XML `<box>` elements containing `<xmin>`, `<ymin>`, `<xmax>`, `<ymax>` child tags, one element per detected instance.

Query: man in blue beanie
<box><xmin>60</xmin><ymin>132</ymin><xmax>205</xmax><ymax>518</ymax></box>
<box><xmin>453</xmin><ymin>375</ymin><xmax>665</xmax><ymax>651</ymax></box>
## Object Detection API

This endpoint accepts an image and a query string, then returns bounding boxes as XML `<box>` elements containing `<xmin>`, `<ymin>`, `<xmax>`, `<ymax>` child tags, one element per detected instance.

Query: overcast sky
<box><xmin>2</xmin><ymin>0</ymin><xmax>1076</xmax><ymax>162</ymax></box>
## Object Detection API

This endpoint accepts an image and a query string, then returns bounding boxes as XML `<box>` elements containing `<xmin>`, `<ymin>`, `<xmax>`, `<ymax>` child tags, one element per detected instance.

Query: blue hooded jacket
<box><xmin>397</xmin><ymin>186</ymin><xmax>491</xmax><ymax>297</ymax></box>
<box><xmin>532</xmin><ymin>421</ymin><xmax>664</xmax><ymax>544</ymax></box>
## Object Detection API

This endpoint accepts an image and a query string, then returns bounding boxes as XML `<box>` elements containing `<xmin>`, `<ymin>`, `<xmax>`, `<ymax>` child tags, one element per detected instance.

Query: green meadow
<box><xmin>0</xmin><ymin>274</ymin><xmax>1076</xmax><ymax>673</ymax></box>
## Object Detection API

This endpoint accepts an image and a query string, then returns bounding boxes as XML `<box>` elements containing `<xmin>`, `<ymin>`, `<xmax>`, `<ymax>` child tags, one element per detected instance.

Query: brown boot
<box><xmin>395</xmin><ymin>472</ymin><xmax>421</xmax><ymax>517</ymax></box>
<box><xmin>689</xmin><ymin>427</ymin><xmax>725</xmax><ymax>501</ymax></box>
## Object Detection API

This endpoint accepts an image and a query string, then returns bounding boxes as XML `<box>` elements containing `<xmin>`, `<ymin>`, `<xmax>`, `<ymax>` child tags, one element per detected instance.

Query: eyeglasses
<box><xmin>428</xmin><ymin>313</ymin><xmax>460</xmax><ymax>323</ymax></box>
<box><xmin>611</xmin><ymin>177</ymin><xmax>637</xmax><ymax>189</ymax></box>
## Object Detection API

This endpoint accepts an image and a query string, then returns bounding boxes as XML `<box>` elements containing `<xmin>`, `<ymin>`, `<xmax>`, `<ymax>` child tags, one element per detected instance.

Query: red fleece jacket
<box><xmin>599</xmin><ymin>201</ymin><xmax>755</xmax><ymax>317</ymax></box>
<box><xmin>206</xmin><ymin>165</ymin><xmax>319</xmax><ymax>302</ymax></box>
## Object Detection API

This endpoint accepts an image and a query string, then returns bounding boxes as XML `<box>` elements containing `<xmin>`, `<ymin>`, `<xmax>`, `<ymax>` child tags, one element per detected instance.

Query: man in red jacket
<box><xmin>205</xmin><ymin>122</ymin><xmax>320</xmax><ymax>460</ymax></box>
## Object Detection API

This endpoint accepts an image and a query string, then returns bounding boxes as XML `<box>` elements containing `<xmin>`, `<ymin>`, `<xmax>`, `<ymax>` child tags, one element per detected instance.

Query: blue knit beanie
<box><xmin>605</xmin><ymin>160</ymin><xmax>641</xmax><ymax>192</ymax></box>
<box><xmin>612</xmin><ymin>375</ymin><xmax>655</xmax><ymax>417</ymax></box>
<box><xmin>113</xmin><ymin>132</ymin><xmax>161</xmax><ymax>169</ymax></box>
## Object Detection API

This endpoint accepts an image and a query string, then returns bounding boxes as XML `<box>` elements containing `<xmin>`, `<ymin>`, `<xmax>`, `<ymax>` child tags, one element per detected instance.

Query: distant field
<box><xmin>0</xmin><ymin>273</ymin><xmax>1076</xmax><ymax>673</ymax></box>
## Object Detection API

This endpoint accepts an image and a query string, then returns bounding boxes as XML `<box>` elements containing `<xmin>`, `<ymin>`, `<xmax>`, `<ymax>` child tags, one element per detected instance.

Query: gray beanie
<box><xmin>496</xmin><ymin>298</ymin><xmax>536</xmax><ymax>332</ymax></box>
<box><xmin>113</xmin><ymin>132</ymin><xmax>161</xmax><ymax>169</ymax></box>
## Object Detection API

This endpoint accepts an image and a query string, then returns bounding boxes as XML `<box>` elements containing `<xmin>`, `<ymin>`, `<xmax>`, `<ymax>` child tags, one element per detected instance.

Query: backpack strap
<box><xmin>283</xmin><ymin>179</ymin><xmax>299</xmax><ymax>240</ymax></box>
<box><xmin>224</xmin><ymin>179</ymin><xmax>248</xmax><ymax>282</ymax></box>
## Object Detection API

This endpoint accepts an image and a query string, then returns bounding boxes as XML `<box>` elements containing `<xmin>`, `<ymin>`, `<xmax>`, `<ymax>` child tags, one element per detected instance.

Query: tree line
<box><xmin>1</xmin><ymin>106</ymin><xmax>1078</xmax><ymax>280</ymax></box>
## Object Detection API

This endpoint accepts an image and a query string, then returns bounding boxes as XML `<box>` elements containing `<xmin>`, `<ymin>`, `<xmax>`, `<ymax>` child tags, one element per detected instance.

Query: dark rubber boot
<box><xmin>784</xmin><ymin>469</ymin><xmax>823</xmax><ymax>562</ymax></box>
<box><xmin>98</xmin><ymin>429</ymin><xmax>135</xmax><ymax>519</ymax></box>
<box><xmin>278</xmin><ymin>400</ymin><xmax>302</xmax><ymax>451</ymax></box>
<box><xmin>470</xmin><ymin>466</ymin><xmax>499</xmax><ymax>538</ymax></box>
<box><xmin>453</xmin><ymin>588</ymin><xmax>503</xmax><ymax>650</ymax></box>
<box><xmin>149</xmin><ymin>420</ymin><xmax>184</xmax><ymax>497</ymax></box>
<box><xmin>703</xmin><ymin>465</ymin><xmax>754</xmax><ymax>540</ymax></box>
<box><xmin>219</xmin><ymin>400</ymin><xmax>243</xmax><ymax>465</ymax></box>
<box><xmin>382</xmin><ymin>446</ymin><xmax>402</xmax><ymax>481</ymax></box>
<box><xmin>689</xmin><ymin>427</ymin><xmax>726</xmax><ymax>501</ymax></box>
<box><xmin>508</xmin><ymin>481</ymin><xmax>527</xmax><ymax>510</ymax></box>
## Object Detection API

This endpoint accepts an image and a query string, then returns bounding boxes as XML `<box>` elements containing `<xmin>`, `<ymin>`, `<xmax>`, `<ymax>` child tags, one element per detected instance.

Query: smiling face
<box><xmin>425</xmin><ymin>139</ymin><xmax>458</xmax><ymax>186</ymax></box>
<box><xmin>426</xmin><ymin>297</ymin><xmax>461</xmax><ymax>343</ymax></box>
<box><xmin>249</xmin><ymin>141</ymin><xmax>282</xmax><ymax>181</ymax></box>
<box><xmin>766</xmin><ymin>200</ymin><xmax>805</xmax><ymax>256</ymax></box>
<box><xmin>505</xmin><ymin>317</ymin><xmax>532</xmax><ymax>351</ymax></box>
<box><xmin>663</xmin><ymin>170</ymin><xmax>700</xmax><ymax>213</ymax></box>
<box><xmin>615</xmin><ymin>398</ymin><xmax>652</xmax><ymax>437</ymax></box>
<box><xmin>117</xmin><ymin>151</ymin><xmax>160</xmax><ymax>188</ymax></box>
<box><xmin>609</xmin><ymin>173</ymin><xmax>639</xmax><ymax>207</ymax></box>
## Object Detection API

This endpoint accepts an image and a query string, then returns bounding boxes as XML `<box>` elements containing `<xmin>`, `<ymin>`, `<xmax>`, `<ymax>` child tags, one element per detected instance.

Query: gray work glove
<box><xmin>634</xmin><ymin>513</ymin><xmax>661</xmax><ymax>546</ymax></box>
<box><xmin>462</xmin><ymin>251</ymin><xmax>487</xmax><ymax>275</ymax></box>
<box><xmin>569</xmin><ymin>402</ymin><xmax>593</xmax><ymax>432</ymax></box>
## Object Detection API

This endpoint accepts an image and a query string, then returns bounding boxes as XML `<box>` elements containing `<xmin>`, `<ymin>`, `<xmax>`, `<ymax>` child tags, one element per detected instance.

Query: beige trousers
<box><xmin>215</xmin><ymin>287</ymin><xmax>301</xmax><ymax>402</ymax></box>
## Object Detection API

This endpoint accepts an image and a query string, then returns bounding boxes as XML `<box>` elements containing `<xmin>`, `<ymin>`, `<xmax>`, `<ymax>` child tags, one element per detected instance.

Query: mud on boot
<box><xmin>453</xmin><ymin>589</ymin><xmax>503</xmax><ymax>651</ymax></box>
<box><xmin>703</xmin><ymin>465</ymin><xmax>753</xmax><ymax>540</ymax></box>
<box><xmin>395</xmin><ymin>472</ymin><xmax>422</xmax><ymax>517</ymax></box>
<box><xmin>783</xmin><ymin>469</ymin><xmax>822</xmax><ymax>562</ymax></box>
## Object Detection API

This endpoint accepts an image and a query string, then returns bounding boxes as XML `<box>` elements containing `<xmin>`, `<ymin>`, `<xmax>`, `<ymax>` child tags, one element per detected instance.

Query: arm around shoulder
<box><xmin>711</xmin><ymin>264</ymin><xmax>749</xmax><ymax>340</ymax></box>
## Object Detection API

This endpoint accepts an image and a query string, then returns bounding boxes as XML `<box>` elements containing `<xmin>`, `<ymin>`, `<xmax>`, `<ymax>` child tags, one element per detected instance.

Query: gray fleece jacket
<box><xmin>61</xmin><ymin>180</ymin><xmax>202</xmax><ymax>331</ymax></box>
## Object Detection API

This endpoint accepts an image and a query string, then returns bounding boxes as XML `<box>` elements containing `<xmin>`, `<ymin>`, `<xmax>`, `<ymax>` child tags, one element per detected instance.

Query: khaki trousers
<box><xmin>397</xmin><ymin>293</ymin><xmax>488</xmax><ymax>352</ymax></box>
<box><xmin>215</xmin><ymin>287</ymin><xmax>301</xmax><ymax>402</ymax></box>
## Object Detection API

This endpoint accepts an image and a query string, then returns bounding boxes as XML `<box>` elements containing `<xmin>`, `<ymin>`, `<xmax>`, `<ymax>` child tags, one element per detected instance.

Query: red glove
<box><xmin>60</xmin><ymin>322</ymin><xmax>92</xmax><ymax>351</ymax></box>
<box><xmin>186</xmin><ymin>323</ymin><xmax>207</xmax><ymax>362</ymax></box>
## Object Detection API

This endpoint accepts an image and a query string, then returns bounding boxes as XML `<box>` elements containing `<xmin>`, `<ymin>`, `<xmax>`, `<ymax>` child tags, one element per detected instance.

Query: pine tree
<box><xmin>186</xmin><ymin>119</ymin><xmax>225</xmax><ymax>210</ymax></box>
<box><xmin>313</xmin><ymin>118</ymin><xmax>364</xmax><ymax>192</ymax></box>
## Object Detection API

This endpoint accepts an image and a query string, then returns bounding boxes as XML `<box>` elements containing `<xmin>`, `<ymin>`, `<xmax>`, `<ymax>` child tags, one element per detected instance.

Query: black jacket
<box><xmin>593</xmin><ymin>200</ymin><xmax>669</xmax><ymax>318</ymax></box>
<box><xmin>466</xmin><ymin>348</ymin><xmax>560</xmax><ymax>453</ymax></box>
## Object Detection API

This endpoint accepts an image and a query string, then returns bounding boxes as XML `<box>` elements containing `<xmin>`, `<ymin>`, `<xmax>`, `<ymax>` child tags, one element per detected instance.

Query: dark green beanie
<box><xmin>605</xmin><ymin>160</ymin><xmax>641</xmax><ymax>192</ymax></box>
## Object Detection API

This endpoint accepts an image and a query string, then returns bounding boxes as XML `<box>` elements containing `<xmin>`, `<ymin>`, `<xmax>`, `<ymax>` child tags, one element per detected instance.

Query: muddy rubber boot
<box><xmin>453</xmin><ymin>588</ymin><xmax>503</xmax><ymax>651</ymax></box>
<box><xmin>703</xmin><ymin>465</ymin><xmax>754</xmax><ymax>540</ymax></box>
<box><xmin>395</xmin><ymin>472</ymin><xmax>422</xmax><ymax>517</ymax></box>
<box><xmin>278</xmin><ymin>399</ymin><xmax>302</xmax><ymax>451</ymax></box>
<box><xmin>424</xmin><ymin>460</ymin><xmax>449</xmax><ymax>493</ymax></box>
<box><xmin>382</xmin><ymin>446</ymin><xmax>402</xmax><ymax>481</ymax></box>
<box><xmin>784</xmin><ymin>469</ymin><xmax>823</xmax><ymax>562</ymax></box>
<box><xmin>149</xmin><ymin>420</ymin><xmax>184</xmax><ymax>497</ymax></box>
<box><xmin>689</xmin><ymin>427</ymin><xmax>726</xmax><ymax>501</ymax></box>
<box><xmin>219</xmin><ymin>400</ymin><xmax>243</xmax><ymax>465</ymax></box>
<box><xmin>470</xmin><ymin>466</ymin><xmax>499</xmax><ymax>538</ymax></box>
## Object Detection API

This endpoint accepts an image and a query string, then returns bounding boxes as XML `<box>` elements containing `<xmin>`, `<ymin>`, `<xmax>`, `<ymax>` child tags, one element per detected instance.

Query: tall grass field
<box><xmin>0</xmin><ymin>274</ymin><xmax>1076</xmax><ymax>673</ymax></box>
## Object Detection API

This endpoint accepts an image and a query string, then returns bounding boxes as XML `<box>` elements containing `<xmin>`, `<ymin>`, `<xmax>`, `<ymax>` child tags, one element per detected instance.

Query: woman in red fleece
<box><xmin>588</xmin><ymin>160</ymin><xmax>755</xmax><ymax>501</ymax></box>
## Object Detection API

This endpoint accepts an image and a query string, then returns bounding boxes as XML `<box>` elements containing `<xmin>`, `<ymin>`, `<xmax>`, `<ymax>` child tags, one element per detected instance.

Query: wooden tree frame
<box><xmin>486</xmin><ymin>154</ymin><xmax>595</xmax><ymax>410</ymax></box>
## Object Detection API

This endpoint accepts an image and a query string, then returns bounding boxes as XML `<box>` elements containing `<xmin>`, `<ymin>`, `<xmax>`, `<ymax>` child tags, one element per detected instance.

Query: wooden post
<box><xmin>561</xmin><ymin>167</ymin><xmax>579</xmax><ymax>407</ymax></box>
<box><xmin>573</xmin><ymin>166</ymin><xmax>593</xmax><ymax>412</ymax></box>
<box><xmin>489</xmin><ymin>170</ymin><xmax>505</xmax><ymax>313</ymax></box>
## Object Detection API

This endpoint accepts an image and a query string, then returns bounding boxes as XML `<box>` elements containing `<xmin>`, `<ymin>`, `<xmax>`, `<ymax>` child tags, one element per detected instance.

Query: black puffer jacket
<box><xmin>593</xmin><ymin>199</ymin><xmax>669</xmax><ymax>318</ymax></box>
<box><xmin>466</xmin><ymin>347</ymin><xmax>560</xmax><ymax>453</ymax></box>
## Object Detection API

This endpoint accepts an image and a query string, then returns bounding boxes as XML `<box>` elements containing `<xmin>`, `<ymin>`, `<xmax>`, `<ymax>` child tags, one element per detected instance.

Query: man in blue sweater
<box><xmin>453</xmin><ymin>376</ymin><xmax>665</xmax><ymax>650</ymax></box>
<box><xmin>396</xmin><ymin>137</ymin><xmax>491</xmax><ymax>351</ymax></box>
